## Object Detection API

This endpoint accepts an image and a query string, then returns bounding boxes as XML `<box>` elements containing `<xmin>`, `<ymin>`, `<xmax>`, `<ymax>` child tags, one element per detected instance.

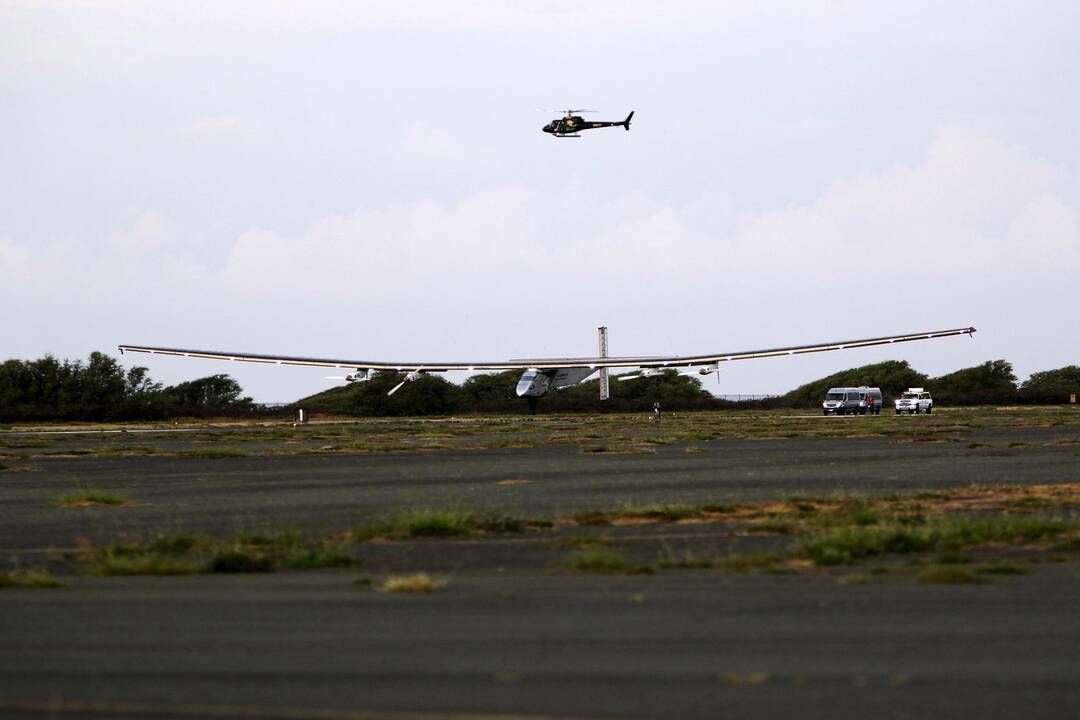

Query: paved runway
<box><xmin>2</xmin><ymin>569</ymin><xmax>1079</xmax><ymax>719</ymax></box>
<box><xmin>2</xmin><ymin>421</ymin><xmax>1079</xmax><ymax>718</ymax></box>
<box><xmin>3</xmin><ymin>426</ymin><xmax>1079</xmax><ymax>551</ymax></box>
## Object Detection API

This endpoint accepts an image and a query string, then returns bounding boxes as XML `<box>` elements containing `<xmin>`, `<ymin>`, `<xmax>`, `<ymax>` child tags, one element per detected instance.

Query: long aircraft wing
<box><xmin>118</xmin><ymin>327</ymin><xmax>976</xmax><ymax>372</ymax></box>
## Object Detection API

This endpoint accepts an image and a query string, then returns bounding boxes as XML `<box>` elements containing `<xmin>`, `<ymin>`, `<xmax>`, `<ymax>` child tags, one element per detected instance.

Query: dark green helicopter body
<box><xmin>542</xmin><ymin>110</ymin><xmax>634</xmax><ymax>137</ymax></box>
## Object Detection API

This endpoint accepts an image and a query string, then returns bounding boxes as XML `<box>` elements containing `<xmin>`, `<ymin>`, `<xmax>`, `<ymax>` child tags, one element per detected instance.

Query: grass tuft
<box><xmin>473</xmin><ymin>514</ymin><xmax>526</xmax><ymax>534</ymax></box>
<box><xmin>378</xmin><ymin>573</ymin><xmax>447</xmax><ymax>593</ymax></box>
<box><xmin>801</xmin><ymin>528</ymin><xmax>933</xmax><ymax>566</ymax></box>
<box><xmin>801</xmin><ymin>516</ymin><xmax>1073</xmax><ymax>566</ymax></box>
<box><xmin>56</xmin><ymin>489</ymin><xmax>129</xmax><ymax>507</ymax></box>
<box><xmin>560</xmin><ymin>547</ymin><xmax>654</xmax><ymax>574</ymax></box>
<box><xmin>91</xmin><ymin>530</ymin><xmax>355</xmax><ymax>574</ymax></box>
<box><xmin>149</xmin><ymin>533</ymin><xmax>204</xmax><ymax>555</ymax></box>
<box><xmin>282</xmin><ymin>545</ymin><xmax>355</xmax><ymax>569</ymax></box>
<box><xmin>91</xmin><ymin>552</ymin><xmax>202</xmax><ymax>576</ymax></box>
<box><xmin>396</xmin><ymin>508</ymin><xmax>475</xmax><ymax>537</ymax></box>
<box><xmin>1051</xmin><ymin>537</ymin><xmax>1080</xmax><ymax>552</ymax></box>
<box><xmin>0</xmin><ymin>568</ymin><xmax>66</xmax><ymax>588</ymax></box>
<box><xmin>976</xmin><ymin>563</ymin><xmax>1025</xmax><ymax>575</ymax></box>
<box><xmin>353</xmin><ymin>508</ymin><xmax>526</xmax><ymax>541</ymax></box>
<box><xmin>571</xmin><ymin>510</ymin><xmax>612</xmax><ymax>526</ymax></box>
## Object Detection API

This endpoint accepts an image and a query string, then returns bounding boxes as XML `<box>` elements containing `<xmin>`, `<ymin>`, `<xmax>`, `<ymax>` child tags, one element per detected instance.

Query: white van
<box><xmin>823</xmin><ymin>386</ymin><xmax>882</xmax><ymax>416</ymax></box>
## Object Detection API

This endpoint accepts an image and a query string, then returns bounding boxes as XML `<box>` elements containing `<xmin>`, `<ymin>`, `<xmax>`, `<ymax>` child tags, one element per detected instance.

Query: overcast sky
<box><xmin>2</xmin><ymin>1</ymin><xmax>1077</xmax><ymax>401</ymax></box>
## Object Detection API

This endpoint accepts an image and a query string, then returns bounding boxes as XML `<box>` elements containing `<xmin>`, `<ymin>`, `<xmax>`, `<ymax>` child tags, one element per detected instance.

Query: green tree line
<box><xmin>1</xmin><ymin>352</ymin><xmax>1077</xmax><ymax>421</ymax></box>
<box><xmin>0</xmin><ymin>352</ymin><xmax>252</xmax><ymax>421</ymax></box>
<box><xmin>301</xmin><ymin>368</ymin><xmax>714</xmax><ymax>417</ymax></box>
<box><xmin>782</xmin><ymin>359</ymin><xmax>1078</xmax><ymax>407</ymax></box>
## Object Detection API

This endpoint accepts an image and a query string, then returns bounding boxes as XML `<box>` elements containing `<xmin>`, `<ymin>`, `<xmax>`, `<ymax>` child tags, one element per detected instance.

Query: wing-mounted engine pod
<box><xmin>345</xmin><ymin>370</ymin><xmax>370</xmax><ymax>383</ymax></box>
<box><xmin>620</xmin><ymin>368</ymin><xmax>667</xmax><ymax>382</ymax></box>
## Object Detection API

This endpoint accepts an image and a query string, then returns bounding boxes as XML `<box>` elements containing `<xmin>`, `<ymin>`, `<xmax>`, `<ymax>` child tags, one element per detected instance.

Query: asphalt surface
<box><xmin>2</xmin><ymin>570</ymin><xmax>1079</xmax><ymax>719</ymax></box>
<box><xmin>2</xmin><ymin>426</ymin><xmax>1079</xmax><ymax>550</ymax></box>
<box><xmin>2</xmin><ymin>422</ymin><xmax>1080</xmax><ymax>718</ymax></box>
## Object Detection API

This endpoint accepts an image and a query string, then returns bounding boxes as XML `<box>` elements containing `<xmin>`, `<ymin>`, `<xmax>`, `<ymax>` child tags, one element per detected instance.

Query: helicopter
<box><xmin>540</xmin><ymin>109</ymin><xmax>634</xmax><ymax>137</ymax></box>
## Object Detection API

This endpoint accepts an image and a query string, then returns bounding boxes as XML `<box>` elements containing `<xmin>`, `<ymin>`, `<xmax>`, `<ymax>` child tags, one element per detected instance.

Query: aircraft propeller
<box><xmin>388</xmin><ymin>370</ymin><xmax>424</xmax><ymax>396</ymax></box>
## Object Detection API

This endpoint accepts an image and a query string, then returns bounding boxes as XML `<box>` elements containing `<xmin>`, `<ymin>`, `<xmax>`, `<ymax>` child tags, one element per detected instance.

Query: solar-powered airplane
<box><xmin>119</xmin><ymin>326</ymin><xmax>976</xmax><ymax>412</ymax></box>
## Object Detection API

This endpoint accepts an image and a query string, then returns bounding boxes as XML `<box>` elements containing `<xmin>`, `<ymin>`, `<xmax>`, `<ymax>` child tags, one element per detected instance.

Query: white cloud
<box><xmin>390</xmin><ymin>123</ymin><xmax>503</xmax><ymax>175</ymax></box>
<box><xmin>0</xmin><ymin>236</ymin><xmax>30</xmax><ymax>273</ymax></box>
<box><xmin>179</xmin><ymin>116</ymin><xmax>256</xmax><ymax>141</ymax></box>
<box><xmin>2</xmin><ymin>122</ymin><xmax>1076</xmax><ymax>399</ymax></box>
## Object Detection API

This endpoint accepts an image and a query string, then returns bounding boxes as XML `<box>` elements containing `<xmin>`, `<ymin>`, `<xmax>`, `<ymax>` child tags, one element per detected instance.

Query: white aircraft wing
<box><xmin>118</xmin><ymin>326</ymin><xmax>976</xmax><ymax>372</ymax></box>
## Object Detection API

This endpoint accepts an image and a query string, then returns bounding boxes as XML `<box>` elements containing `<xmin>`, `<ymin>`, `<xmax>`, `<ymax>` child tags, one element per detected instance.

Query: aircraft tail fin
<box><xmin>623</xmin><ymin>111</ymin><xmax>634</xmax><ymax>130</ymax></box>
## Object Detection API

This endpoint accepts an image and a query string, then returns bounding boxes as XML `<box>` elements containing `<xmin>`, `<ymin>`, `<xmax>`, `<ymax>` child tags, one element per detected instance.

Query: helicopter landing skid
<box><xmin>553</xmin><ymin>134</ymin><xmax>581</xmax><ymax>138</ymax></box>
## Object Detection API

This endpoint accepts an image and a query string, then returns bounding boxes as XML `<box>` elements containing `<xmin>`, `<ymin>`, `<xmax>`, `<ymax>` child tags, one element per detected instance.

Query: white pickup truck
<box><xmin>895</xmin><ymin>388</ymin><xmax>933</xmax><ymax>415</ymax></box>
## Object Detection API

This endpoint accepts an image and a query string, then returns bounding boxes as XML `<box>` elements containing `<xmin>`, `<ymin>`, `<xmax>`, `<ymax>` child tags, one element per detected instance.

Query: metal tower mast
<box><xmin>598</xmin><ymin>326</ymin><xmax>609</xmax><ymax>401</ymax></box>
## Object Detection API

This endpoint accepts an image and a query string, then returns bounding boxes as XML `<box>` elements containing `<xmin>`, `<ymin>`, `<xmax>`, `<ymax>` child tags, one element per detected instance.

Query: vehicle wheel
<box><xmin>895</xmin><ymin>410</ymin><xmax>900</xmax><ymax>415</ymax></box>
<box><xmin>823</xmin><ymin>410</ymin><xmax>828</xmax><ymax>416</ymax></box>
<box><xmin>927</xmin><ymin>405</ymin><xmax>932</xmax><ymax>414</ymax></box>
